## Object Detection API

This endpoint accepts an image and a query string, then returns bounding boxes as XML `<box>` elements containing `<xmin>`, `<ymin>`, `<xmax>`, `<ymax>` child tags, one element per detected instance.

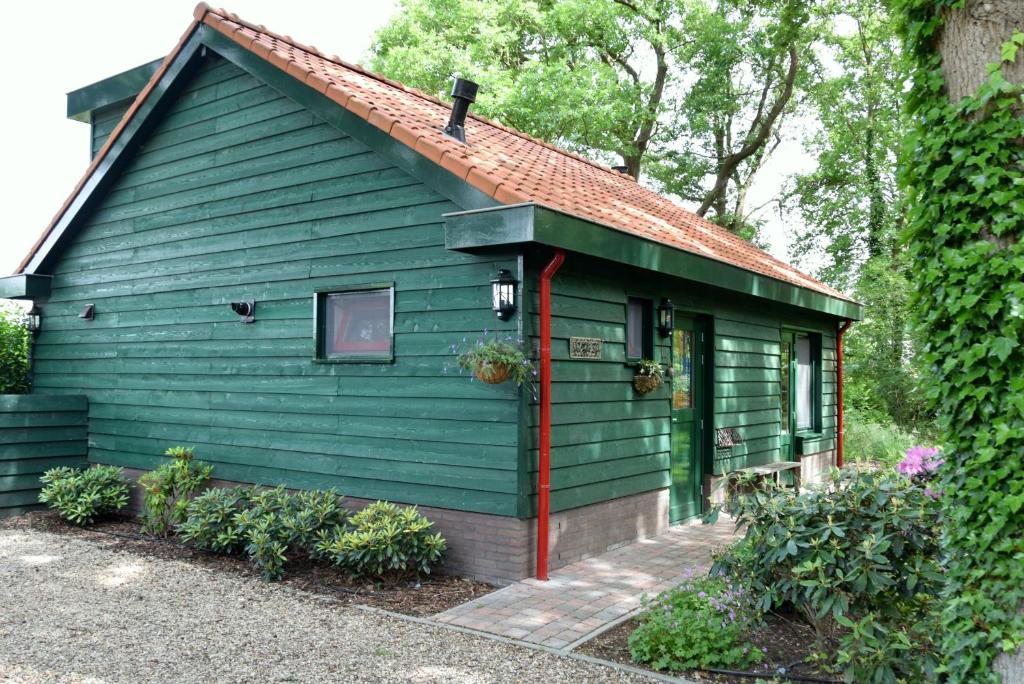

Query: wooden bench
<box><xmin>740</xmin><ymin>461</ymin><xmax>802</xmax><ymax>490</ymax></box>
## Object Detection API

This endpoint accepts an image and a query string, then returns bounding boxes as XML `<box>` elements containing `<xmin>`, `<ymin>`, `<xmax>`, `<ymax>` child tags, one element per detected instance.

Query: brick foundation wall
<box><xmin>799</xmin><ymin>449</ymin><xmax>835</xmax><ymax>485</ymax></box>
<box><xmin>119</xmin><ymin>468</ymin><xmax>669</xmax><ymax>585</ymax></box>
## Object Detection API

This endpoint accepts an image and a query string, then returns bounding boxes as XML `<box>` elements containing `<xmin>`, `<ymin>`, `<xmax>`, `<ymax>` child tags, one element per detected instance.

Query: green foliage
<box><xmin>843</xmin><ymin>409</ymin><xmax>918</xmax><ymax>466</ymax></box>
<box><xmin>315</xmin><ymin>501</ymin><xmax>447</xmax><ymax>580</ymax></box>
<box><xmin>453</xmin><ymin>333</ymin><xmax>536</xmax><ymax>387</ymax></box>
<box><xmin>628</xmin><ymin>575</ymin><xmax>763</xmax><ymax>672</ymax></box>
<box><xmin>178</xmin><ymin>486</ymin><xmax>349</xmax><ymax>581</ymax></box>
<box><xmin>176</xmin><ymin>486</ymin><xmax>255</xmax><ymax>555</ymax></box>
<box><xmin>0</xmin><ymin>305</ymin><xmax>31</xmax><ymax>394</ymax></box>
<box><xmin>634</xmin><ymin>358</ymin><xmax>664</xmax><ymax>381</ymax></box>
<box><xmin>370</xmin><ymin>0</ymin><xmax>814</xmax><ymax>235</ymax></box>
<box><xmin>707</xmin><ymin>468</ymin><xmax>943</xmax><ymax>682</ymax></box>
<box><xmin>893</xmin><ymin>1</ymin><xmax>1024</xmax><ymax>678</ymax></box>
<box><xmin>842</xmin><ymin>255</ymin><xmax>934</xmax><ymax>434</ymax></box>
<box><xmin>138</xmin><ymin>446</ymin><xmax>213</xmax><ymax>536</ymax></box>
<box><xmin>38</xmin><ymin>465</ymin><xmax>129</xmax><ymax>525</ymax></box>
<box><xmin>788</xmin><ymin>1</ymin><xmax>903</xmax><ymax>291</ymax></box>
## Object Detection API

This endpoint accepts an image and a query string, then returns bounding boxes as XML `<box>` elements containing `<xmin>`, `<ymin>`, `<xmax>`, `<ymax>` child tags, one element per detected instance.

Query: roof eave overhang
<box><xmin>444</xmin><ymin>203</ymin><xmax>863</xmax><ymax>321</ymax></box>
<box><xmin>0</xmin><ymin>274</ymin><xmax>51</xmax><ymax>300</ymax></box>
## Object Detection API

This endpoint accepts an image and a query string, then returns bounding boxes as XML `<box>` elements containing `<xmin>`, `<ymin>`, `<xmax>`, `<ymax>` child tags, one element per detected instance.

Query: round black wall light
<box><xmin>491</xmin><ymin>269</ymin><xmax>518</xmax><ymax>321</ymax></box>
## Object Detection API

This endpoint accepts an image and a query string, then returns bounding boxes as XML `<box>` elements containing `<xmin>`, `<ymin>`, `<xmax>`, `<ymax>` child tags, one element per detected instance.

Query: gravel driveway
<box><xmin>0</xmin><ymin>528</ymin><xmax>653</xmax><ymax>683</ymax></box>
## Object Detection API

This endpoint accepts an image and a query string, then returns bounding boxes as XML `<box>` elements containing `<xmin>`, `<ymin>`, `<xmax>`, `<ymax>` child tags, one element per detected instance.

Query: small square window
<box><xmin>626</xmin><ymin>297</ymin><xmax>653</xmax><ymax>360</ymax></box>
<box><xmin>316</xmin><ymin>286</ymin><xmax>393</xmax><ymax>361</ymax></box>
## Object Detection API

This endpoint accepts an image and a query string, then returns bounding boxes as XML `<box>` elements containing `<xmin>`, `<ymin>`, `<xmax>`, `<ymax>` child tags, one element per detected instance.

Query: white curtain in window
<box><xmin>796</xmin><ymin>335</ymin><xmax>813</xmax><ymax>430</ymax></box>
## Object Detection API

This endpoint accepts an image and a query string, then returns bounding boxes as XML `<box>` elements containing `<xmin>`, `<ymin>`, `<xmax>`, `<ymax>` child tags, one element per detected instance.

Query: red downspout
<box><xmin>537</xmin><ymin>248</ymin><xmax>565</xmax><ymax>581</ymax></box>
<box><xmin>836</xmin><ymin>320</ymin><xmax>853</xmax><ymax>468</ymax></box>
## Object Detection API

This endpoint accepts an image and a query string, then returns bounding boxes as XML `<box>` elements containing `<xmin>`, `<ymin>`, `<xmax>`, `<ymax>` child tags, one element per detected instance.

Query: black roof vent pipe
<box><xmin>443</xmin><ymin>78</ymin><xmax>479</xmax><ymax>143</ymax></box>
<box><xmin>612</xmin><ymin>165</ymin><xmax>629</xmax><ymax>174</ymax></box>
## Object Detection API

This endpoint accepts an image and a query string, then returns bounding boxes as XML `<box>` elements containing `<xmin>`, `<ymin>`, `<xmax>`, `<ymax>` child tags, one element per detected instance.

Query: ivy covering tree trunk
<box><xmin>895</xmin><ymin>0</ymin><xmax>1023</xmax><ymax>681</ymax></box>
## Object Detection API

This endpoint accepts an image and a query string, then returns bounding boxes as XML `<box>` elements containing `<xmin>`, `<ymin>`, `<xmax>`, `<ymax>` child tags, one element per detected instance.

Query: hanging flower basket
<box><xmin>474</xmin><ymin>361</ymin><xmax>513</xmax><ymax>384</ymax></box>
<box><xmin>632</xmin><ymin>359</ymin><xmax>665</xmax><ymax>395</ymax></box>
<box><xmin>633</xmin><ymin>374</ymin><xmax>662</xmax><ymax>394</ymax></box>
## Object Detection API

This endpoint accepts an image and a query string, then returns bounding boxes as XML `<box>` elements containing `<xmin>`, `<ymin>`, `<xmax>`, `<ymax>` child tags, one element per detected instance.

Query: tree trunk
<box><xmin>935</xmin><ymin>2</ymin><xmax>1024</xmax><ymax>678</ymax></box>
<box><xmin>938</xmin><ymin>0</ymin><xmax>1024</xmax><ymax>102</ymax></box>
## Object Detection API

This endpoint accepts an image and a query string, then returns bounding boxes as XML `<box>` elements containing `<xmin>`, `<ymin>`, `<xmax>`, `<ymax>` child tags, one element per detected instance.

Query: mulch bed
<box><xmin>1</xmin><ymin>511</ymin><xmax>494</xmax><ymax>617</ymax></box>
<box><xmin>578</xmin><ymin>613</ymin><xmax>839</xmax><ymax>684</ymax></box>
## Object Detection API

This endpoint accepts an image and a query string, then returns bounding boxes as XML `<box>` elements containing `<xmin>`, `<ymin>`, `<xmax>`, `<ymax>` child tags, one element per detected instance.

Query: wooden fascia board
<box><xmin>66</xmin><ymin>58</ymin><xmax>164</xmax><ymax>123</ymax></box>
<box><xmin>444</xmin><ymin>204</ymin><xmax>864</xmax><ymax>321</ymax></box>
<box><xmin>23</xmin><ymin>34</ymin><xmax>205</xmax><ymax>275</ymax></box>
<box><xmin>199</xmin><ymin>28</ymin><xmax>500</xmax><ymax>213</ymax></box>
<box><xmin>0</xmin><ymin>274</ymin><xmax>51</xmax><ymax>300</ymax></box>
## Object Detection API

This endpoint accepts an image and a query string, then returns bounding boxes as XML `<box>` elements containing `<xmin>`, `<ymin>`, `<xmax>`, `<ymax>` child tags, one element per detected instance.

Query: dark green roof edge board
<box><xmin>24</xmin><ymin>36</ymin><xmax>204</xmax><ymax>275</ymax></box>
<box><xmin>444</xmin><ymin>204</ymin><xmax>864</xmax><ymax>321</ymax></box>
<box><xmin>0</xmin><ymin>274</ymin><xmax>51</xmax><ymax>300</ymax></box>
<box><xmin>21</xmin><ymin>25</ymin><xmax>499</xmax><ymax>276</ymax></box>
<box><xmin>67</xmin><ymin>59</ymin><xmax>164</xmax><ymax>123</ymax></box>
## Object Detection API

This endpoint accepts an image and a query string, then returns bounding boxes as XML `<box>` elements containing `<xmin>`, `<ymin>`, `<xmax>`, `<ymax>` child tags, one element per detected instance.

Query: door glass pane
<box><xmin>672</xmin><ymin>328</ymin><xmax>693</xmax><ymax>410</ymax></box>
<box><xmin>796</xmin><ymin>335</ymin><xmax>812</xmax><ymax>430</ymax></box>
<box><xmin>325</xmin><ymin>289</ymin><xmax>392</xmax><ymax>358</ymax></box>
<box><xmin>780</xmin><ymin>340</ymin><xmax>791</xmax><ymax>434</ymax></box>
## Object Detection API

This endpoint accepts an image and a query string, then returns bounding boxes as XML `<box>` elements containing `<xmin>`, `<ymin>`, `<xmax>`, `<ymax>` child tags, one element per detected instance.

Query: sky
<box><xmin>0</xmin><ymin>0</ymin><xmax>803</xmax><ymax>277</ymax></box>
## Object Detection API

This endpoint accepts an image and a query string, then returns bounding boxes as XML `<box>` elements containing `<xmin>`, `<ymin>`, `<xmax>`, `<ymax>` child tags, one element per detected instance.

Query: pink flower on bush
<box><xmin>897</xmin><ymin>446</ymin><xmax>943</xmax><ymax>477</ymax></box>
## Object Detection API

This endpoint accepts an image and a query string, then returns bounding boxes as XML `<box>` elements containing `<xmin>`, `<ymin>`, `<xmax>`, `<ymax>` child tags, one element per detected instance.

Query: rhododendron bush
<box><xmin>707</xmin><ymin>463</ymin><xmax>944</xmax><ymax>682</ymax></box>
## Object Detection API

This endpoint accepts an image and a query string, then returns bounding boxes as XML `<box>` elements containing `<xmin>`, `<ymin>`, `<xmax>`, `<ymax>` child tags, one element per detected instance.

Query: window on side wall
<box><xmin>793</xmin><ymin>332</ymin><xmax>822</xmax><ymax>433</ymax></box>
<box><xmin>315</xmin><ymin>285</ymin><xmax>394</xmax><ymax>362</ymax></box>
<box><xmin>626</xmin><ymin>296</ymin><xmax>653</xmax><ymax>361</ymax></box>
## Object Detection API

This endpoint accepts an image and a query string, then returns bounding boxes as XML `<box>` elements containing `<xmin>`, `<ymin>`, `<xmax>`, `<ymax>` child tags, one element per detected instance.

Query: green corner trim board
<box><xmin>5</xmin><ymin>10</ymin><xmax>857</xmax><ymax>580</ymax></box>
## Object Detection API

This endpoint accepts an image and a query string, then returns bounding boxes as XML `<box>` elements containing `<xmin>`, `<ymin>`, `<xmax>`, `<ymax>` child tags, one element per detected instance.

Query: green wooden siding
<box><xmin>524</xmin><ymin>255</ymin><xmax>842</xmax><ymax>514</ymax></box>
<box><xmin>33</xmin><ymin>54</ymin><xmax>521</xmax><ymax>516</ymax></box>
<box><xmin>91</xmin><ymin>101</ymin><xmax>133</xmax><ymax>159</ymax></box>
<box><xmin>0</xmin><ymin>395</ymin><xmax>88</xmax><ymax>518</ymax></box>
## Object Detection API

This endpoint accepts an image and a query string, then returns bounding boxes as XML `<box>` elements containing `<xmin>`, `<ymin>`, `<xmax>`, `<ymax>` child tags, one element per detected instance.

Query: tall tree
<box><xmin>788</xmin><ymin>1</ymin><xmax>903</xmax><ymax>291</ymax></box>
<box><xmin>369</xmin><ymin>0</ymin><xmax>813</xmax><ymax>237</ymax></box>
<box><xmin>895</xmin><ymin>0</ymin><xmax>1023</xmax><ymax>681</ymax></box>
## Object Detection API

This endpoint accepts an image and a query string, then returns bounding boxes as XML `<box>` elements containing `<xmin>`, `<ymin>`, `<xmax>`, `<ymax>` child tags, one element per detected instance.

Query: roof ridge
<box><xmin>196</xmin><ymin>4</ymin><xmax>636</xmax><ymax>182</ymax></box>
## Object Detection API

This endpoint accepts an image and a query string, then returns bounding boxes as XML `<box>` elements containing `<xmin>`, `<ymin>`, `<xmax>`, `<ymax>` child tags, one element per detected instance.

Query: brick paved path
<box><xmin>435</xmin><ymin>516</ymin><xmax>739</xmax><ymax>650</ymax></box>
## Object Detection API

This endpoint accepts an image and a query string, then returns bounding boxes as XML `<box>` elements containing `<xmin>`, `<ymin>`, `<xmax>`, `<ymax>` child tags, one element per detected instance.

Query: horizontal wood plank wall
<box><xmin>525</xmin><ymin>260</ymin><xmax>672</xmax><ymax>514</ymax></box>
<box><xmin>91</xmin><ymin>102</ymin><xmax>133</xmax><ymax>159</ymax></box>
<box><xmin>33</xmin><ymin>55</ymin><xmax>521</xmax><ymax>516</ymax></box>
<box><xmin>0</xmin><ymin>395</ymin><xmax>88</xmax><ymax>518</ymax></box>
<box><xmin>525</xmin><ymin>254</ymin><xmax>841</xmax><ymax>513</ymax></box>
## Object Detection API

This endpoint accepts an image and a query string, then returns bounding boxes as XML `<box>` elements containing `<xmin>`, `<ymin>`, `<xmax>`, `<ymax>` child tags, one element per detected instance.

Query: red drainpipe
<box><xmin>836</xmin><ymin>320</ymin><xmax>853</xmax><ymax>468</ymax></box>
<box><xmin>537</xmin><ymin>248</ymin><xmax>565</xmax><ymax>581</ymax></box>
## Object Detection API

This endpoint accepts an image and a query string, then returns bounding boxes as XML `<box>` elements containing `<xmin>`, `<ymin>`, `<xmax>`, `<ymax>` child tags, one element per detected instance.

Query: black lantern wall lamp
<box><xmin>491</xmin><ymin>269</ymin><xmax>518</xmax><ymax>321</ymax></box>
<box><xmin>25</xmin><ymin>304</ymin><xmax>41</xmax><ymax>336</ymax></box>
<box><xmin>657</xmin><ymin>298</ymin><xmax>674</xmax><ymax>337</ymax></box>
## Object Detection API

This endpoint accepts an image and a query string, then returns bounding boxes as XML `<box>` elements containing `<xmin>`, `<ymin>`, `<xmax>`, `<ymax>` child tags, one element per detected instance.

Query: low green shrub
<box><xmin>176</xmin><ymin>486</ymin><xmax>255</xmax><ymax>554</ymax></box>
<box><xmin>628</xmin><ymin>574</ymin><xmax>763</xmax><ymax>672</ymax></box>
<box><xmin>178</xmin><ymin>486</ymin><xmax>349</xmax><ymax>581</ymax></box>
<box><xmin>707</xmin><ymin>467</ymin><xmax>943</xmax><ymax>683</ymax></box>
<box><xmin>38</xmin><ymin>465</ymin><xmax>129</xmax><ymax>525</ymax></box>
<box><xmin>315</xmin><ymin>500</ymin><xmax>447</xmax><ymax>580</ymax></box>
<box><xmin>138</xmin><ymin>446</ymin><xmax>213</xmax><ymax>536</ymax></box>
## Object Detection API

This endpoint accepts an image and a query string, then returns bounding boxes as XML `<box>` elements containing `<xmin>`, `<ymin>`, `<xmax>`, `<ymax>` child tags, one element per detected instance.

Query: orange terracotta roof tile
<box><xmin>19</xmin><ymin>3</ymin><xmax>850</xmax><ymax>303</ymax></box>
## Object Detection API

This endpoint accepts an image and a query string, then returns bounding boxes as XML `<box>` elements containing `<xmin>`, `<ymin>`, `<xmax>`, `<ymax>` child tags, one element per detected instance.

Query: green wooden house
<box><xmin>1</xmin><ymin>5</ymin><xmax>861</xmax><ymax>584</ymax></box>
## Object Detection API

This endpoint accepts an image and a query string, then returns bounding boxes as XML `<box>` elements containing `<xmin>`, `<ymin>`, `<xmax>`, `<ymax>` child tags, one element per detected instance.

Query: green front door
<box><xmin>670</xmin><ymin>315</ymin><xmax>704</xmax><ymax>523</ymax></box>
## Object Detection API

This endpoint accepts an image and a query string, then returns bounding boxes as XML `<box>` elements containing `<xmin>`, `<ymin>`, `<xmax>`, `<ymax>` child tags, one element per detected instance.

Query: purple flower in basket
<box><xmin>897</xmin><ymin>446</ymin><xmax>943</xmax><ymax>477</ymax></box>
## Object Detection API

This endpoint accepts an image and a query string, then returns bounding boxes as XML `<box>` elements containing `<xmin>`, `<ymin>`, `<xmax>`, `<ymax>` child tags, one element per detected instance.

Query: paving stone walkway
<box><xmin>435</xmin><ymin>516</ymin><xmax>739</xmax><ymax>650</ymax></box>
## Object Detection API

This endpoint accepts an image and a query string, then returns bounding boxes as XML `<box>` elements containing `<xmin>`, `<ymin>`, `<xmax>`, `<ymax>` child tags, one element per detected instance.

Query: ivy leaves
<box><xmin>894</xmin><ymin>1</ymin><xmax>1024</xmax><ymax>680</ymax></box>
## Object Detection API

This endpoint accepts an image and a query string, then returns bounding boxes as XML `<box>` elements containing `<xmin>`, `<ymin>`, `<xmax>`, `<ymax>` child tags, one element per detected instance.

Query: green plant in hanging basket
<box><xmin>633</xmin><ymin>359</ymin><xmax>664</xmax><ymax>394</ymax></box>
<box><xmin>455</xmin><ymin>335</ymin><xmax>535</xmax><ymax>387</ymax></box>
